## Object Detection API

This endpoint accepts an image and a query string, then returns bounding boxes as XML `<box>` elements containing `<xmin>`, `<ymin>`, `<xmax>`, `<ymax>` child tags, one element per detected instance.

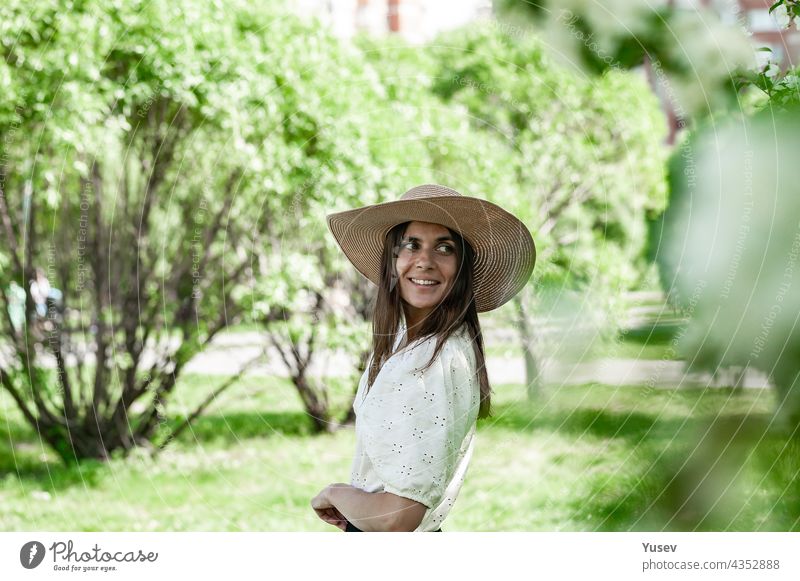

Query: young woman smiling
<box><xmin>311</xmin><ymin>184</ymin><xmax>535</xmax><ymax>532</ymax></box>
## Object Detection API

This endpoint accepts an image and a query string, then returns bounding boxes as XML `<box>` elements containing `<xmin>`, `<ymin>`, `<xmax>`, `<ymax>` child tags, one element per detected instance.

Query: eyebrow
<box><xmin>402</xmin><ymin>235</ymin><xmax>454</xmax><ymax>243</ymax></box>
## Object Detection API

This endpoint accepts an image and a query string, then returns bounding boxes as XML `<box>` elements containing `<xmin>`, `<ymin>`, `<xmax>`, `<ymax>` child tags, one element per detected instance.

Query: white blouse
<box><xmin>350</xmin><ymin>316</ymin><xmax>481</xmax><ymax>532</ymax></box>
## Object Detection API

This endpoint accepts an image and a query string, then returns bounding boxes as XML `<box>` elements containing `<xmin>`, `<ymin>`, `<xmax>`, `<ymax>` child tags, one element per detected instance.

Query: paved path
<box><xmin>6</xmin><ymin>327</ymin><xmax>770</xmax><ymax>390</ymax></box>
<box><xmin>182</xmin><ymin>332</ymin><xmax>771</xmax><ymax>389</ymax></box>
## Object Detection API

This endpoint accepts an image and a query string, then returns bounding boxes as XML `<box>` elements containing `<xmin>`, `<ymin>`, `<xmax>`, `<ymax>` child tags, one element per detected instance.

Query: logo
<box><xmin>20</xmin><ymin>541</ymin><xmax>46</xmax><ymax>569</ymax></box>
<box><xmin>18</xmin><ymin>539</ymin><xmax>159</xmax><ymax>573</ymax></box>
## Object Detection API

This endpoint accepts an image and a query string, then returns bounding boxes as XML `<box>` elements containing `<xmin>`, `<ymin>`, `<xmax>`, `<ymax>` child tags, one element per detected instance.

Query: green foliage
<box><xmin>250</xmin><ymin>30</ymin><xmax>522</xmax><ymax>360</ymax></box>
<box><xmin>770</xmin><ymin>0</ymin><xmax>800</xmax><ymax>27</ymax></box>
<box><xmin>424</xmin><ymin>22</ymin><xmax>668</xmax><ymax>331</ymax></box>
<box><xmin>524</xmin><ymin>0</ymin><xmax>800</xmax><ymax>433</ymax></box>
<box><xmin>497</xmin><ymin>0</ymin><xmax>756</xmax><ymax>119</ymax></box>
<box><xmin>653</xmin><ymin>105</ymin><xmax>800</xmax><ymax>430</ymax></box>
<box><xmin>738</xmin><ymin>59</ymin><xmax>800</xmax><ymax>112</ymax></box>
<box><xmin>646</xmin><ymin>2</ymin><xmax>800</xmax><ymax>431</ymax></box>
<box><xmin>0</xmin><ymin>0</ymin><xmax>418</xmax><ymax>457</ymax></box>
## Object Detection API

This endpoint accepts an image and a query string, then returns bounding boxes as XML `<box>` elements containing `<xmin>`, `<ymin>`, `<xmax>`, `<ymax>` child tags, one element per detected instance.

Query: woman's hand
<box><xmin>311</xmin><ymin>484</ymin><xmax>350</xmax><ymax>531</ymax></box>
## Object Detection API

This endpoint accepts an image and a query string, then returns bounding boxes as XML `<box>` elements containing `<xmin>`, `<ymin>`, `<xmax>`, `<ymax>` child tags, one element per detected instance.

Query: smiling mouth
<box><xmin>409</xmin><ymin>278</ymin><xmax>441</xmax><ymax>287</ymax></box>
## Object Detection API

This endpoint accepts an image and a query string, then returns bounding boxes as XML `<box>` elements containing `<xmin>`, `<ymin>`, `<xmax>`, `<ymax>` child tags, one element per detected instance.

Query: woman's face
<box><xmin>394</xmin><ymin>221</ymin><xmax>459</xmax><ymax>322</ymax></box>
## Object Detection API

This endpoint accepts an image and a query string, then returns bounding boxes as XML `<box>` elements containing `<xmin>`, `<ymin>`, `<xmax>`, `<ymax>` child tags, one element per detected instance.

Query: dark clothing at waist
<box><xmin>345</xmin><ymin>521</ymin><xmax>442</xmax><ymax>532</ymax></box>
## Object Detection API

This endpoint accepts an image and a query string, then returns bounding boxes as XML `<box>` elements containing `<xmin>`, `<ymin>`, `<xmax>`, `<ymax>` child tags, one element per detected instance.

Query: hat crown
<box><xmin>400</xmin><ymin>183</ymin><xmax>462</xmax><ymax>201</ymax></box>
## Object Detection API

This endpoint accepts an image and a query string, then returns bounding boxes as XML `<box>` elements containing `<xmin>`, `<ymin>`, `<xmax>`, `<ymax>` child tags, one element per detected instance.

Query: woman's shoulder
<box><xmin>402</xmin><ymin>322</ymin><xmax>474</xmax><ymax>366</ymax></box>
<box><xmin>450</xmin><ymin>322</ymin><xmax>472</xmax><ymax>347</ymax></box>
<box><xmin>446</xmin><ymin>323</ymin><xmax>477</xmax><ymax>369</ymax></box>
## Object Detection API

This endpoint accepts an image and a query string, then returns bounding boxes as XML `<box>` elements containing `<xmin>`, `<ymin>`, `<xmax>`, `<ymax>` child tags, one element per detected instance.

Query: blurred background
<box><xmin>1</xmin><ymin>0</ymin><xmax>799</xmax><ymax>531</ymax></box>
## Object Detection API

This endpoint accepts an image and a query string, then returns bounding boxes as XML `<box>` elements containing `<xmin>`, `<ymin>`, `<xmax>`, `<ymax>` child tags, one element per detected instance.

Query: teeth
<box><xmin>411</xmin><ymin>279</ymin><xmax>438</xmax><ymax>286</ymax></box>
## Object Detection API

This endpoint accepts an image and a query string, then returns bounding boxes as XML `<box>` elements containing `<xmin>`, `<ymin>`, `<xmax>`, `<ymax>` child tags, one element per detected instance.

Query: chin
<box><xmin>401</xmin><ymin>287</ymin><xmax>447</xmax><ymax>309</ymax></box>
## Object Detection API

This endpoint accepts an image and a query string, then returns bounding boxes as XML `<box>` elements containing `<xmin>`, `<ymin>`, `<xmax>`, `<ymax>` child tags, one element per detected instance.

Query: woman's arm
<box><xmin>325</xmin><ymin>484</ymin><xmax>427</xmax><ymax>531</ymax></box>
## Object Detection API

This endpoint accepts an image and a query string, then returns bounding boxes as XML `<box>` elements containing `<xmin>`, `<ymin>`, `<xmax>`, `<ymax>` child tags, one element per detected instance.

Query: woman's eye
<box><xmin>401</xmin><ymin>241</ymin><xmax>453</xmax><ymax>253</ymax></box>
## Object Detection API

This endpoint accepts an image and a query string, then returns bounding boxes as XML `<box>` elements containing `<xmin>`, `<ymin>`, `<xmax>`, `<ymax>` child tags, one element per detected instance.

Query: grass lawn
<box><xmin>485</xmin><ymin>326</ymin><xmax>680</xmax><ymax>362</ymax></box>
<box><xmin>1</xmin><ymin>372</ymin><xmax>798</xmax><ymax>531</ymax></box>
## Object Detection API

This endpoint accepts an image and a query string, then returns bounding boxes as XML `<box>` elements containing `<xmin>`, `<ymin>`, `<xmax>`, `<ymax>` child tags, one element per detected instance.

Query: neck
<box><xmin>402</xmin><ymin>304</ymin><xmax>431</xmax><ymax>342</ymax></box>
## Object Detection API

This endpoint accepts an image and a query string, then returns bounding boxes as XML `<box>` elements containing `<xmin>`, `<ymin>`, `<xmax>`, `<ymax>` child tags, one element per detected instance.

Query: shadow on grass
<box><xmin>622</xmin><ymin>321</ymin><xmax>683</xmax><ymax>344</ymax></box>
<box><xmin>167</xmin><ymin>410</ymin><xmax>320</xmax><ymax>444</ymax></box>
<box><xmin>486</xmin><ymin>398</ymin><xmax>687</xmax><ymax>443</ymax></box>
<box><xmin>573</xmin><ymin>413</ymin><xmax>800</xmax><ymax>531</ymax></box>
<box><xmin>1</xmin><ymin>409</ymin><xmax>328</xmax><ymax>492</ymax></box>
<box><xmin>0</xmin><ymin>438</ymin><xmax>111</xmax><ymax>492</ymax></box>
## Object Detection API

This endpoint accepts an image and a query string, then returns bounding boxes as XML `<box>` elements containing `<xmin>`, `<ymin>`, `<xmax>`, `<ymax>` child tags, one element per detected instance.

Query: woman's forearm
<box><xmin>327</xmin><ymin>485</ymin><xmax>397</xmax><ymax>532</ymax></box>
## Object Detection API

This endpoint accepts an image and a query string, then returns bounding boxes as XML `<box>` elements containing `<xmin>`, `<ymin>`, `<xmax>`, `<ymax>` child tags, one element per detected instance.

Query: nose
<box><xmin>414</xmin><ymin>248</ymin><xmax>435</xmax><ymax>270</ymax></box>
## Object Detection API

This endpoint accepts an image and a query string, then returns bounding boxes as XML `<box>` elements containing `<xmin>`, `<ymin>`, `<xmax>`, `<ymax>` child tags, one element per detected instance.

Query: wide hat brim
<box><xmin>326</xmin><ymin>184</ymin><xmax>536</xmax><ymax>313</ymax></box>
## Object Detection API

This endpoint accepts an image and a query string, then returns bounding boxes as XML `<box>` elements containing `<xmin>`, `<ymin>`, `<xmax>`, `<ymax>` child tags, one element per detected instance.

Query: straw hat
<box><xmin>326</xmin><ymin>184</ymin><xmax>535</xmax><ymax>312</ymax></box>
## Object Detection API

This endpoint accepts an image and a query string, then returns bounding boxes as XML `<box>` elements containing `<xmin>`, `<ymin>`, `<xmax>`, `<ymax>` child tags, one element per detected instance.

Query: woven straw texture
<box><xmin>326</xmin><ymin>184</ymin><xmax>535</xmax><ymax>313</ymax></box>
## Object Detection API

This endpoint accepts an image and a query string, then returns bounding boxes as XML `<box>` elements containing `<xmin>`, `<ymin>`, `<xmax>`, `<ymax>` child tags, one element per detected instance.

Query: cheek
<box><xmin>441</xmin><ymin>258</ymin><xmax>459</xmax><ymax>285</ymax></box>
<box><xmin>395</xmin><ymin>256</ymin><xmax>410</xmax><ymax>274</ymax></box>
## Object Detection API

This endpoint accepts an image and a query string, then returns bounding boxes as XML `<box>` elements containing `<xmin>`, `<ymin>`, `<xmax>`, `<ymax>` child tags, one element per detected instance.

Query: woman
<box><xmin>311</xmin><ymin>184</ymin><xmax>535</xmax><ymax>532</ymax></box>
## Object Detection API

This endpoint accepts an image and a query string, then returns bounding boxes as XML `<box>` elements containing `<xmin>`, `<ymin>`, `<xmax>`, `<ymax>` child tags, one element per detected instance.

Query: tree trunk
<box><xmin>513</xmin><ymin>293</ymin><xmax>542</xmax><ymax>399</ymax></box>
<box><xmin>295</xmin><ymin>373</ymin><xmax>334</xmax><ymax>433</ymax></box>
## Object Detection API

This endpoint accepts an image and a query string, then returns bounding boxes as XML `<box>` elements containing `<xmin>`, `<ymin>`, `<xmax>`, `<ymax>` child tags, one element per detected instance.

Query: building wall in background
<box><xmin>294</xmin><ymin>0</ymin><xmax>492</xmax><ymax>43</ymax></box>
<box><xmin>737</xmin><ymin>0</ymin><xmax>800</xmax><ymax>67</ymax></box>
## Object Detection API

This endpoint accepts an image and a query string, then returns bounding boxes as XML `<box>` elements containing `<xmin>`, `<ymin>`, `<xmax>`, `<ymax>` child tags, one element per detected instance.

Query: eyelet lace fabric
<box><xmin>350</xmin><ymin>317</ymin><xmax>480</xmax><ymax>532</ymax></box>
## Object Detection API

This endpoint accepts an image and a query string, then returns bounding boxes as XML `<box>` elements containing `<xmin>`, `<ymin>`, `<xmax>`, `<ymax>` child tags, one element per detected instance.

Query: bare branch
<box><xmin>153</xmin><ymin>348</ymin><xmax>266</xmax><ymax>454</ymax></box>
<box><xmin>268</xmin><ymin>331</ymin><xmax>297</xmax><ymax>377</ymax></box>
<box><xmin>538</xmin><ymin>176</ymin><xmax>600</xmax><ymax>237</ymax></box>
<box><xmin>0</xmin><ymin>182</ymin><xmax>23</xmax><ymax>275</ymax></box>
<box><xmin>86</xmin><ymin>160</ymin><xmax>110</xmax><ymax>416</ymax></box>
<box><xmin>50</xmin><ymin>334</ymin><xmax>78</xmax><ymax>423</ymax></box>
<box><xmin>0</xmin><ymin>367</ymin><xmax>39</xmax><ymax>428</ymax></box>
<box><xmin>168</xmin><ymin>170</ymin><xmax>242</xmax><ymax>291</ymax></box>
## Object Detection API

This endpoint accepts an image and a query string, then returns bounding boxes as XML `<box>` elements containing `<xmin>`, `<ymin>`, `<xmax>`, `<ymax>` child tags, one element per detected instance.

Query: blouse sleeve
<box><xmin>360</xmin><ymin>337</ymin><xmax>476</xmax><ymax>509</ymax></box>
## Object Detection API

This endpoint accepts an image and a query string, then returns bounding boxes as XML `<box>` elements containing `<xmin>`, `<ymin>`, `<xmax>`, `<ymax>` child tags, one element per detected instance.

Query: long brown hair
<box><xmin>365</xmin><ymin>221</ymin><xmax>492</xmax><ymax>420</ymax></box>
